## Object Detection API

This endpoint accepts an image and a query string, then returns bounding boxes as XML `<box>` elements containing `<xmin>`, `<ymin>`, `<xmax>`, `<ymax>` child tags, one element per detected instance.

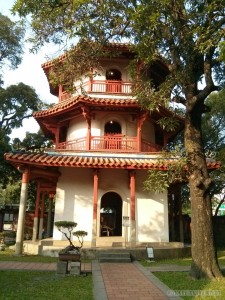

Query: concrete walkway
<box><xmin>0</xmin><ymin>260</ymin><xmax>182</xmax><ymax>300</ymax></box>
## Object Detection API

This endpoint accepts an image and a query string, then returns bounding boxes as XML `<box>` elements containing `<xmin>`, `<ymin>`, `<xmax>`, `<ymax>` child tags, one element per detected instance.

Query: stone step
<box><xmin>99</xmin><ymin>252</ymin><xmax>131</xmax><ymax>263</ymax></box>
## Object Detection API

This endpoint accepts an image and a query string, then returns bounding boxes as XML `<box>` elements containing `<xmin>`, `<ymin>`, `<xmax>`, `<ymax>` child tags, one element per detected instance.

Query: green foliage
<box><xmin>144</xmin><ymin>147</ymin><xmax>187</xmax><ymax>193</ymax></box>
<box><xmin>0</xmin><ymin>13</ymin><xmax>24</xmax><ymax>84</ymax></box>
<box><xmin>12</xmin><ymin>130</ymin><xmax>53</xmax><ymax>153</ymax></box>
<box><xmin>0</xmin><ymin>83</ymin><xmax>46</xmax><ymax>187</ymax></box>
<box><xmin>0</xmin><ymin>180</ymin><xmax>21</xmax><ymax>208</ymax></box>
<box><xmin>55</xmin><ymin>221</ymin><xmax>77</xmax><ymax>229</ymax></box>
<box><xmin>54</xmin><ymin>221</ymin><xmax>87</xmax><ymax>250</ymax></box>
<box><xmin>0</xmin><ymin>83</ymin><xmax>43</xmax><ymax>136</ymax></box>
<box><xmin>156</xmin><ymin>117</ymin><xmax>180</xmax><ymax>132</ymax></box>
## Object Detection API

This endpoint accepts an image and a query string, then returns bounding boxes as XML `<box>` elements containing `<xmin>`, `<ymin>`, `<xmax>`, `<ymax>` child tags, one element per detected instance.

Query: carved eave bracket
<box><xmin>81</xmin><ymin>105</ymin><xmax>92</xmax><ymax>127</ymax></box>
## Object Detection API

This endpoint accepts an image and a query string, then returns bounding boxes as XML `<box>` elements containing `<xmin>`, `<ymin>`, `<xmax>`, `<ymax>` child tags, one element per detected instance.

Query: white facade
<box><xmin>53</xmin><ymin>167</ymin><xmax>169</xmax><ymax>247</ymax></box>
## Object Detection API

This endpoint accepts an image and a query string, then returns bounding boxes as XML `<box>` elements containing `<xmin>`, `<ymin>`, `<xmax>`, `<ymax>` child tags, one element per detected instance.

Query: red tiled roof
<box><xmin>5</xmin><ymin>152</ymin><xmax>220</xmax><ymax>170</ymax></box>
<box><xmin>41</xmin><ymin>43</ymin><xmax>132</xmax><ymax>69</ymax></box>
<box><xmin>33</xmin><ymin>95</ymin><xmax>138</xmax><ymax>118</ymax></box>
<box><xmin>5</xmin><ymin>152</ymin><xmax>168</xmax><ymax>170</ymax></box>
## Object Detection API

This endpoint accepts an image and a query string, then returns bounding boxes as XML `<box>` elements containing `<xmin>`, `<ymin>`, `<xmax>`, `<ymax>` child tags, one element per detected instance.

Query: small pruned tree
<box><xmin>54</xmin><ymin>221</ymin><xmax>87</xmax><ymax>252</ymax></box>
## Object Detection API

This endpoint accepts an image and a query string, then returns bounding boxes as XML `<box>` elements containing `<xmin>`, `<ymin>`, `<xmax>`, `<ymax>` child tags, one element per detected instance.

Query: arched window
<box><xmin>104</xmin><ymin>121</ymin><xmax>122</xmax><ymax>149</ymax></box>
<box><xmin>106</xmin><ymin>68</ymin><xmax>122</xmax><ymax>93</ymax></box>
<box><xmin>106</xmin><ymin>69</ymin><xmax>122</xmax><ymax>81</ymax></box>
<box><xmin>104</xmin><ymin>121</ymin><xmax>121</xmax><ymax>134</ymax></box>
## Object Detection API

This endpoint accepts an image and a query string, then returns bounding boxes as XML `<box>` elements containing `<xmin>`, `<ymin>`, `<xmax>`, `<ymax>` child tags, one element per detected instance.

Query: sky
<box><xmin>1</xmin><ymin>0</ymin><xmax>58</xmax><ymax>139</ymax></box>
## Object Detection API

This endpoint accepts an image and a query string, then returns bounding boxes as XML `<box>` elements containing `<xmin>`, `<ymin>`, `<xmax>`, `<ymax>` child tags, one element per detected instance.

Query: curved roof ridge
<box><xmin>33</xmin><ymin>95</ymin><xmax>137</xmax><ymax>118</ymax></box>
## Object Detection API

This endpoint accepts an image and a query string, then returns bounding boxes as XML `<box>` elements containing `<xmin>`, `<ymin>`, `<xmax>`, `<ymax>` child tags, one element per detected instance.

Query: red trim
<box><xmin>22</xmin><ymin>168</ymin><xmax>30</xmax><ymax>183</ymax></box>
<box><xmin>5</xmin><ymin>152</ymin><xmax>220</xmax><ymax>170</ymax></box>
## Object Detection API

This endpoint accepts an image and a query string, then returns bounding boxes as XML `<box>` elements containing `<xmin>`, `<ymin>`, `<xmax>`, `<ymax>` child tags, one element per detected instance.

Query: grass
<box><xmin>0</xmin><ymin>248</ymin><xmax>58</xmax><ymax>262</ymax></box>
<box><xmin>0</xmin><ymin>247</ymin><xmax>93</xmax><ymax>300</ymax></box>
<box><xmin>0</xmin><ymin>270</ymin><xmax>93</xmax><ymax>300</ymax></box>
<box><xmin>155</xmin><ymin>271</ymin><xmax>225</xmax><ymax>300</ymax></box>
<box><xmin>141</xmin><ymin>248</ymin><xmax>225</xmax><ymax>267</ymax></box>
<box><xmin>141</xmin><ymin>248</ymin><xmax>225</xmax><ymax>299</ymax></box>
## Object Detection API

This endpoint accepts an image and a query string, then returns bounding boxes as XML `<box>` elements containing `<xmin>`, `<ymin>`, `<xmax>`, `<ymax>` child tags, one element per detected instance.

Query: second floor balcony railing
<box><xmin>56</xmin><ymin>135</ymin><xmax>162</xmax><ymax>153</ymax></box>
<box><xmin>76</xmin><ymin>80</ymin><xmax>132</xmax><ymax>95</ymax></box>
<box><xmin>59</xmin><ymin>80</ymin><xmax>133</xmax><ymax>101</ymax></box>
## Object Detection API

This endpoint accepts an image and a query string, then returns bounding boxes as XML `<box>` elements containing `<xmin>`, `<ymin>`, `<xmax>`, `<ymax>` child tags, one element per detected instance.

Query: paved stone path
<box><xmin>92</xmin><ymin>261</ymin><xmax>181</xmax><ymax>300</ymax></box>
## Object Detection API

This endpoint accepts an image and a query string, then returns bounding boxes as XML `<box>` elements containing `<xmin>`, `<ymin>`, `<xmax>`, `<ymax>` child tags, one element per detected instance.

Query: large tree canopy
<box><xmin>0</xmin><ymin>83</ymin><xmax>44</xmax><ymax>186</ymax></box>
<box><xmin>0</xmin><ymin>83</ymin><xmax>43</xmax><ymax>136</ymax></box>
<box><xmin>12</xmin><ymin>0</ymin><xmax>225</xmax><ymax>279</ymax></box>
<box><xmin>0</xmin><ymin>12</ymin><xmax>24</xmax><ymax>84</ymax></box>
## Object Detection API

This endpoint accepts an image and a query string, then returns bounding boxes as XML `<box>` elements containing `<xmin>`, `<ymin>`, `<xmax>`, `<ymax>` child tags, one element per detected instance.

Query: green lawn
<box><xmin>143</xmin><ymin>248</ymin><xmax>225</xmax><ymax>300</ymax></box>
<box><xmin>141</xmin><ymin>248</ymin><xmax>225</xmax><ymax>267</ymax></box>
<box><xmin>0</xmin><ymin>248</ymin><xmax>58</xmax><ymax>262</ymax></box>
<box><xmin>155</xmin><ymin>271</ymin><xmax>225</xmax><ymax>300</ymax></box>
<box><xmin>0</xmin><ymin>270</ymin><xmax>93</xmax><ymax>300</ymax></box>
<box><xmin>0</xmin><ymin>248</ymin><xmax>93</xmax><ymax>300</ymax></box>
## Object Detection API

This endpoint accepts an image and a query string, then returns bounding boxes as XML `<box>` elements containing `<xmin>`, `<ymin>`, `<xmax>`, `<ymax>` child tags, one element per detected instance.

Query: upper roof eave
<box><xmin>5</xmin><ymin>152</ymin><xmax>220</xmax><ymax>171</ymax></box>
<box><xmin>33</xmin><ymin>95</ymin><xmax>139</xmax><ymax>119</ymax></box>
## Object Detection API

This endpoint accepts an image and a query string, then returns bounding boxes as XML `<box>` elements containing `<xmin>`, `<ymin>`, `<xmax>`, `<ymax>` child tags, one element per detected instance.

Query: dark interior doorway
<box><xmin>106</xmin><ymin>69</ymin><xmax>122</xmax><ymax>93</ymax></box>
<box><xmin>100</xmin><ymin>192</ymin><xmax>122</xmax><ymax>236</ymax></box>
<box><xmin>104</xmin><ymin>121</ymin><xmax>121</xmax><ymax>134</ymax></box>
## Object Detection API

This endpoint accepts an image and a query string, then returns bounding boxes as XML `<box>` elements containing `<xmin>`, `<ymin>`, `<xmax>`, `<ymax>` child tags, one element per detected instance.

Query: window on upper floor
<box><xmin>106</xmin><ymin>68</ymin><xmax>122</xmax><ymax>81</ymax></box>
<box><xmin>106</xmin><ymin>69</ymin><xmax>122</xmax><ymax>93</ymax></box>
<box><xmin>104</xmin><ymin>120</ymin><xmax>121</xmax><ymax>134</ymax></box>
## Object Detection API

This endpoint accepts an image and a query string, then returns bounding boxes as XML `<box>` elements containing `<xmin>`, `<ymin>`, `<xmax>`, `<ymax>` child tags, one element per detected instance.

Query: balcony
<box><xmin>87</xmin><ymin>80</ymin><xmax>132</xmax><ymax>94</ymax></box>
<box><xmin>56</xmin><ymin>135</ymin><xmax>162</xmax><ymax>153</ymax></box>
<box><xmin>59</xmin><ymin>80</ymin><xmax>133</xmax><ymax>101</ymax></box>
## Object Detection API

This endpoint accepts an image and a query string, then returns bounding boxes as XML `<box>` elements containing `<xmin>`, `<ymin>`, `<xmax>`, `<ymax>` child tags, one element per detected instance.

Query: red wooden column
<box><xmin>82</xmin><ymin>106</ymin><xmax>91</xmax><ymax>150</ymax></box>
<box><xmin>129</xmin><ymin>171</ymin><xmax>136</xmax><ymax>247</ymax></box>
<box><xmin>137</xmin><ymin>113</ymin><xmax>147</xmax><ymax>152</ymax></box>
<box><xmin>59</xmin><ymin>84</ymin><xmax>63</xmax><ymax>101</ymax></box>
<box><xmin>32</xmin><ymin>182</ymin><xmax>41</xmax><ymax>241</ymax></box>
<box><xmin>92</xmin><ymin>169</ymin><xmax>99</xmax><ymax>247</ymax></box>
<box><xmin>15</xmin><ymin>167</ymin><xmax>30</xmax><ymax>255</ymax></box>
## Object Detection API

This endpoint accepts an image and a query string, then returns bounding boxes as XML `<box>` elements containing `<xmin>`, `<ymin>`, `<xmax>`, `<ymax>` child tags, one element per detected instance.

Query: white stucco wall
<box><xmin>136</xmin><ymin>171</ymin><xmax>169</xmax><ymax>242</ymax></box>
<box><xmin>67</xmin><ymin>116</ymin><xmax>87</xmax><ymax>140</ymax></box>
<box><xmin>66</xmin><ymin>112</ymin><xmax>137</xmax><ymax>141</ymax></box>
<box><xmin>53</xmin><ymin>167</ymin><xmax>169</xmax><ymax>244</ymax></box>
<box><xmin>53</xmin><ymin>167</ymin><xmax>93</xmax><ymax>243</ymax></box>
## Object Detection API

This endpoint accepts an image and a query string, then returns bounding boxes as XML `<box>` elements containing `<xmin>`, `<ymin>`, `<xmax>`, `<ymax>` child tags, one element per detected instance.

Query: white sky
<box><xmin>1</xmin><ymin>0</ymin><xmax>58</xmax><ymax>140</ymax></box>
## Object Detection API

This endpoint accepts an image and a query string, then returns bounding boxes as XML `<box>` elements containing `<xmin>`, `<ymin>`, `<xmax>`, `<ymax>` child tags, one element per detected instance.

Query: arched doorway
<box><xmin>100</xmin><ymin>192</ymin><xmax>122</xmax><ymax>237</ymax></box>
<box><xmin>106</xmin><ymin>68</ymin><xmax>122</xmax><ymax>93</ymax></box>
<box><xmin>104</xmin><ymin>121</ymin><xmax>122</xmax><ymax>150</ymax></box>
<box><xmin>104</xmin><ymin>120</ymin><xmax>121</xmax><ymax>134</ymax></box>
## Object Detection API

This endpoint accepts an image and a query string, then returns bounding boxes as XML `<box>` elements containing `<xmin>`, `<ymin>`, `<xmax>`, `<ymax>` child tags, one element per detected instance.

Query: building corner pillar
<box><xmin>15</xmin><ymin>167</ymin><xmax>30</xmax><ymax>255</ymax></box>
<box><xmin>91</xmin><ymin>169</ymin><xmax>99</xmax><ymax>247</ymax></box>
<box><xmin>32</xmin><ymin>182</ymin><xmax>41</xmax><ymax>242</ymax></box>
<box><xmin>129</xmin><ymin>171</ymin><xmax>136</xmax><ymax>247</ymax></box>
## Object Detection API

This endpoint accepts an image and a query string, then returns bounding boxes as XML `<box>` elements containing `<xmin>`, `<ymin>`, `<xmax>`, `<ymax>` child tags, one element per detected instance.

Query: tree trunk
<box><xmin>185</xmin><ymin>109</ymin><xmax>222</xmax><ymax>279</ymax></box>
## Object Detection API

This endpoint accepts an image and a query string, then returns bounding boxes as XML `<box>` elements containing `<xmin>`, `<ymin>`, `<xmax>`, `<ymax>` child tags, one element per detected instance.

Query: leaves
<box><xmin>144</xmin><ymin>146</ymin><xmax>187</xmax><ymax>193</ymax></box>
<box><xmin>0</xmin><ymin>83</ymin><xmax>42</xmax><ymax>135</ymax></box>
<box><xmin>0</xmin><ymin>13</ymin><xmax>24</xmax><ymax>71</ymax></box>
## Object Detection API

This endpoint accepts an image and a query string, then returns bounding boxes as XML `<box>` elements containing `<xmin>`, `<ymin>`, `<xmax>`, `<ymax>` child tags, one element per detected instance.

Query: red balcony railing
<box><xmin>59</xmin><ymin>80</ymin><xmax>133</xmax><ymax>101</ymax></box>
<box><xmin>89</xmin><ymin>80</ymin><xmax>132</xmax><ymax>94</ymax></box>
<box><xmin>57</xmin><ymin>136</ymin><xmax>162</xmax><ymax>153</ymax></box>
